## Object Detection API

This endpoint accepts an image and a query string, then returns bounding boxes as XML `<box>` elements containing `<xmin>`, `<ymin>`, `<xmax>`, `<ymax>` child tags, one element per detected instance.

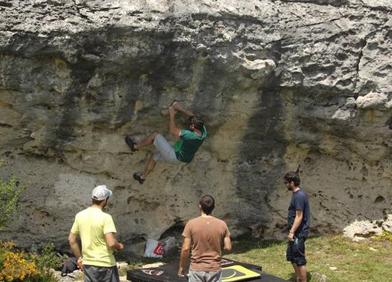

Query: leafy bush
<box><xmin>0</xmin><ymin>172</ymin><xmax>57</xmax><ymax>281</ymax></box>
<box><xmin>0</xmin><ymin>251</ymin><xmax>38</xmax><ymax>281</ymax></box>
<box><xmin>33</xmin><ymin>243</ymin><xmax>63</xmax><ymax>271</ymax></box>
<box><xmin>0</xmin><ymin>242</ymin><xmax>58</xmax><ymax>282</ymax></box>
<box><xmin>0</xmin><ymin>177</ymin><xmax>24</xmax><ymax>228</ymax></box>
<box><xmin>0</xmin><ymin>242</ymin><xmax>37</xmax><ymax>281</ymax></box>
<box><xmin>375</xmin><ymin>230</ymin><xmax>392</xmax><ymax>242</ymax></box>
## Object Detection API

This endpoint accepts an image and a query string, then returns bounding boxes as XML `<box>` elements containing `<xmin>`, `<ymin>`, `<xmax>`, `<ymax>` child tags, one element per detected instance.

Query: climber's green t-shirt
<box><xmin>174</xmin><ymin>126</ymin><xmax>207</xmax><ymax>163</ymax></box>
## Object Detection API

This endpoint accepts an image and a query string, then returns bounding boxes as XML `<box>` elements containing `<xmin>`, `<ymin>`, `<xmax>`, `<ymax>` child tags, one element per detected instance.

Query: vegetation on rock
<box><xmin>0</xmin><ymin>241</ymin><xmax>60</xmax><ymax>282</ymax></box>
<box><xmin>0</xmin><ymin>176</ymin><xmax>24</xmax><ymax>229</ymax></box>
<box><xmin>0</xmin><ymin>173</ymin><xmax>61</xmax><ymax>281</ymax></box>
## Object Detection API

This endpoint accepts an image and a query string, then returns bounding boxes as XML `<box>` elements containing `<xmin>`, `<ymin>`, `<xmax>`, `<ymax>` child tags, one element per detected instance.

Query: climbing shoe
<box><xmin>125</xmin><ymin>135</ymin><xmax>138</xmax><ymax>152</ymax></box>
<box><xmin>133</xmin><ymin>172</ymin><xmax>145</xmax><ymax>184</ymax></box>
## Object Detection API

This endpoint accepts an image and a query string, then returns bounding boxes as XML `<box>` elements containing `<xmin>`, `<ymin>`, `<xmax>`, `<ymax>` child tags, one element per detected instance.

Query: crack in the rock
<box><xmin>353</xmin><ymin>37</ymin><xmax>366</xmax><ymax>98</ymax></box>
<box><xmin>71</xmin><ymin>0</ymin><xmax>93</xmax><ymax>23</ymax></box>
<box><xmin>278</xmin><ymin>0</ymin><xmax>348</xmax><ymax>7</ymax></box>
<box><xmin>296</xmin><ymin>15</ymin><xmax>347</xmax><ymax>28</ymax></box>
<box><xmin>349</xmin><ymin>0</ymin><xmax>392</xmax><ymax>13</ymax></box>
<box><xmin>88</xmin><ymin>6</ymin><xmax>121</xmax><ymax>12</ymax></box>
<box><xmin>279</xmin><ymin>0</ymin><xmax>392</xmax><ymax>15</ymax></box>
<box><xmin>0</xmin><ymin>1</ymin><xmax>12</xmax><ymax>8</ymax></box>
<box><xmin>353</xmin><ymin>27</ymin><xmax>384</xmax><ymax>97</ymax></box>
<box><xmin>362</xmin><ymin>4</ymin><xmax>392</xmax><ymax>13</ymax></box>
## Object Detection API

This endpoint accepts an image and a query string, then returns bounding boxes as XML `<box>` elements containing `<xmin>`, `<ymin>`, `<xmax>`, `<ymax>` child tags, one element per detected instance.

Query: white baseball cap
<box><xmin>91</xmin><ymin>185</ymin><xmax>112</xmax><ymax>201</ymax></box>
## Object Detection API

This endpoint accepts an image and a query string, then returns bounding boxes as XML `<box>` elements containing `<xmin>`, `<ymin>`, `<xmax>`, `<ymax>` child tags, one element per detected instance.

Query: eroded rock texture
<box><xmin>0</xmin><ymin>0</ymin><xmax>391</xmax><ymax>251</ymax></box>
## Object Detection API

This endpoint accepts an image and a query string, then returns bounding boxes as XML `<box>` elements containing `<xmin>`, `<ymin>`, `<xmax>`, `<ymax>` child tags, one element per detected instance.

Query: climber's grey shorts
<box><xmin>153</xmin><ymin>134</ymin><xmax>179</xmax><ymax>163</ymax></box>
<box><xmin>83</xmin><ymin>265</ymin><xmax>119</xmax><ymax>282</ymax></box>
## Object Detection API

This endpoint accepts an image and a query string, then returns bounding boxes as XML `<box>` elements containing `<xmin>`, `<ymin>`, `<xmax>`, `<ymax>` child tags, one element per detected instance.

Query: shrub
<box><xmin>375</xmin><ymin>230</ymin><xmax>392</xmax><ymax>242</ymax></box>
<box><xmin>0</xmin><ymin>249</ymin><xmax>38</xmax><ymax>281</ymax></box>
<box><xmin>0</xmin><ymin>177</ymin><xmax>24</xmax><ymax>229</ymax></box>
<box><xmin>0</xmin><ymin>242</ymin><xmax>58</xmax><ymax>282</ymax></box>
<box><xmin>0</xmin><ymin>252</ymin><xmax>37</xmax><ymax>281</ymax></box>
<box><xmin>33</xmin><ymin>243</ymin><xmax>63</xmax><ymax>271</ymax></box>
<box><xmin>0</xmin><ymin>173</ymin><xmax>57</xmax><ymax>281</ymax></box>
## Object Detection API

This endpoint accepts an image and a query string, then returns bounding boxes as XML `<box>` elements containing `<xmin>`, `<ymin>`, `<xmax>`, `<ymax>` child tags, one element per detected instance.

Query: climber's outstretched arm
<box><xmin>173</xmin><ymin>101</ymin><xmax>195</xmax><ymax>118</ymax></box>
<box><xmin>169</xmin><ymin>106</ymin><xmax>181</xmax><ymax>138</ymax></box>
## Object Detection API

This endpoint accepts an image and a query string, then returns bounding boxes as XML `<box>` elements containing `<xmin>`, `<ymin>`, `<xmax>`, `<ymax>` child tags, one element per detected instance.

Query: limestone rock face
<box><xmin>0</xmin><ymin>0</ymin><xmax>392</xmax><ymax>250</ymax></box>
<box><xmin>343</xmin><ymin>220</ymin><xmax>383</xmax><ymax>242</ymax></box>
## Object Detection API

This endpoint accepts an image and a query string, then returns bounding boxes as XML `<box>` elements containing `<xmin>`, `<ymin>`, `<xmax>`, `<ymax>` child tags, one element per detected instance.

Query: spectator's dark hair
<box><xmin>92</xmin><ymin>198</ymin><xmax>106</xmax><ymax>205</ymax></box>
<box><xmin>284</xmin><ymin>165</ymin><xmax>301</xmax><ymax>186</ymax></box>
<box><xmin>189</xmin><ymin>115</ymin><xmax>204</xmax><ymax>131</ymax></box>
<box><xmin>199</xmin><ymin>195</ymin><xmax>215</xmax><ymax>215</ymax></box>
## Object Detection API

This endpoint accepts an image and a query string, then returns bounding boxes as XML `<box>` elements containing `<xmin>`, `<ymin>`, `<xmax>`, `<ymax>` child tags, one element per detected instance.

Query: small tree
<box><xmin>0</xmin><ymin>177</ymin><xmax>24</xmax><ymax>228</ymax></box>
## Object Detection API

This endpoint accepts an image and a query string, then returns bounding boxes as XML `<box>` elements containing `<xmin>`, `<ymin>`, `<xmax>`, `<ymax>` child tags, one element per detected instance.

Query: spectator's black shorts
<box><xmin>286</xmin><ymin>237</ymin><xmax>307</xmax><ymax>266</ymax></box>
<box><xmin>84</xmin><ymin>265</ymin><xmax>119</xmax><ymax>282</ymax></box>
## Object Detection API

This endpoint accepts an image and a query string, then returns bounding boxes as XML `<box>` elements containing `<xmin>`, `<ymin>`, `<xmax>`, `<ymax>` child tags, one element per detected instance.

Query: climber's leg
<box><xmin>126</xmin><ymin>132</ymin><xmax>159</xmax><ymax>152</ymax></box>
<box><xmin>143</xmin><ymin>154</ymin><xmax>156</xmax><ymax>178</ymax></box>
<box><xmin>133</xmin><ymin>154</ymin><xmax>155</xmax><ymax>184</ymax></box>
<box><xmin>133</xmin><ymin>134</ymin><xmax>178</xmax><ymax>184</ymax></box>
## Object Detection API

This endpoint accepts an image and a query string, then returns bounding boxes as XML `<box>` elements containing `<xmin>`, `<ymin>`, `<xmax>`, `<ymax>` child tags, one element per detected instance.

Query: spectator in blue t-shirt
<box><xmin>284</xmin><ymin>170</ymin><xmax>310</xmax><ymax>282</ymax></box>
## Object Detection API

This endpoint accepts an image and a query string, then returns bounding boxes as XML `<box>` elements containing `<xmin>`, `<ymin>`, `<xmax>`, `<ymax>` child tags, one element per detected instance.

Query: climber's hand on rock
<box><xmin>172</xmin><ymin>101</ymin><xmax>180</xmax><ymax>109</ymax></box>
<box><xmin>169</xmin><ymin>106</ymin><xmax>177</xmax><ymax>115</ymax></box>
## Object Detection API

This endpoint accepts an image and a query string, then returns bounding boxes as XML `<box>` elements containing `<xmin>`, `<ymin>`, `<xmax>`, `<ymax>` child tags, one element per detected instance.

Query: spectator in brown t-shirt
<box><xmin>178</xmin><ymin>195</ymin><xmax>232</xmax><ymax>282</ymax></box>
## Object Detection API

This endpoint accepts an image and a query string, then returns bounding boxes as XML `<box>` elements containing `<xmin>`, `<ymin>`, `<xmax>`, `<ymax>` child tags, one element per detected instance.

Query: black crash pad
<box><xmin>127</xmin><ymin>258</ymin><xmax>287</xmax><ymax>282</ymax></box>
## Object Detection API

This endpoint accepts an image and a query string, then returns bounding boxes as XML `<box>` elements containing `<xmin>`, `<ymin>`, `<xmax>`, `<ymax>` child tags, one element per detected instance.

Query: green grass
<box><xmin>226</xmin><ymin>235</ymin><xmax>392</xmax><ymax>282</ymax></box>
<box><xmin>126</xmin><ymin>235</ymin><xmax>392</xmax><ymax>281</ymax></box>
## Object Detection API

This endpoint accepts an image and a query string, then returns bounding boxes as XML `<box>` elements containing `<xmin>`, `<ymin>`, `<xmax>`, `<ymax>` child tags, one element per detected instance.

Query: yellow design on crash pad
<box><xmin>222</xmin><ymin>264</ymin><xmax>261</xmax><ymax>282</ymax></box>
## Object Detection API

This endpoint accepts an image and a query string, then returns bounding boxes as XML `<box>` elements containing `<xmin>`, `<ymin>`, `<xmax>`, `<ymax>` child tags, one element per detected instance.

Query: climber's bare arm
<box><xmin>169</xmin><ymin>106</ymin><xmax>181</xmax><ymax>138</ymax></box>
<box><xmin>173</xmin><ymin>102</ymin><xmax>194</xmax><ymax>117</ymax></box>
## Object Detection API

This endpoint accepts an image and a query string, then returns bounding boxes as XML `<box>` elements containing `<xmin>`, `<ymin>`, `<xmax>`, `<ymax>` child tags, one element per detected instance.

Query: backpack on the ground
<box><xmin>61</xmin><ymin>257</ymin><xmax>78</xmax><ymax>276</ymax></box>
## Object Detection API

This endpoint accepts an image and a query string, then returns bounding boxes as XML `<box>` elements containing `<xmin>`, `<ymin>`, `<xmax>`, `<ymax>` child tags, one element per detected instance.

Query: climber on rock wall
<box><xmin>125</xmin><ymin>101</ymin><xmax>207</xmax><ymax>184</ymax></box>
